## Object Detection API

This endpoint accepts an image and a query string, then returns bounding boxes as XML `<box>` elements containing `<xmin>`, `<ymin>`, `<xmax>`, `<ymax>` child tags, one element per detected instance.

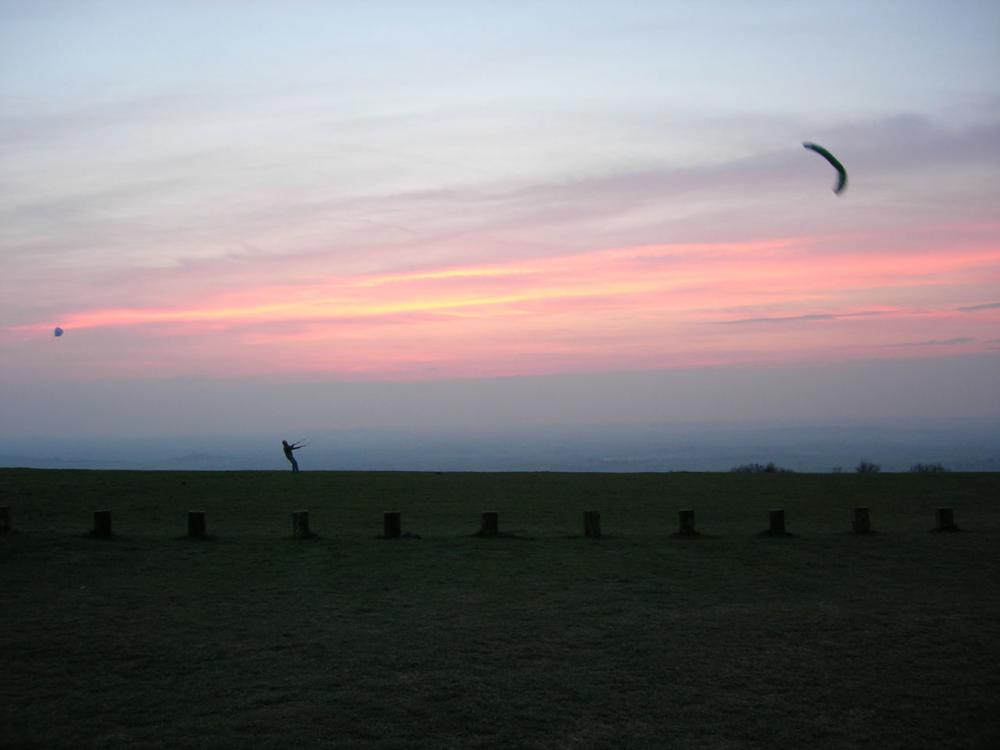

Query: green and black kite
<box><xmin>802</xmin><ymin>142</ymin><xmax>847</xmax><ymax>195</ymax></box>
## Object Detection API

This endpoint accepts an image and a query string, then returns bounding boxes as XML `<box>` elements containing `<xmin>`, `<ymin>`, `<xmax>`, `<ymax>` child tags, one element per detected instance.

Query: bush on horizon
<box><xmin>729</xmin><ymin>462</ymin><xmax>795</xmax><ymax>474</ymax></box>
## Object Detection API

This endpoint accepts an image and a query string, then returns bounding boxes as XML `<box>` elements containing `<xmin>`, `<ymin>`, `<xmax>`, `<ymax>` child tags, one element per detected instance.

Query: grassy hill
<box><xmin>2</xmin><ymin>469</ymin><xmax>999</xmax><ymax>748</ymax></box>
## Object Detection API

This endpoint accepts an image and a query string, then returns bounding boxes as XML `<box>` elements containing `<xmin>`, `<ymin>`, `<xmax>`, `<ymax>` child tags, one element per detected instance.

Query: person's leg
<box><xmin>291</xmin><ymin>456</ymin><xmax>299</xmax><ymax>472</ymax></box>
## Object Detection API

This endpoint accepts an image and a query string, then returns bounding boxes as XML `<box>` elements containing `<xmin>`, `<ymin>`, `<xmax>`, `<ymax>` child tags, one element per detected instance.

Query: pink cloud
<box><xmin>6</xmin><ymin>229</ymin><xmax>1000</xmax><ymax>380</ymax></box>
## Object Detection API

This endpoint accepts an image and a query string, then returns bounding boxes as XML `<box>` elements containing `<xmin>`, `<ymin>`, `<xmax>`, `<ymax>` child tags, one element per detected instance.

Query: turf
<box><xmin>2</xmin><ymin>469</ymin><xmax>999</xmax><ymax>749</ymax></box>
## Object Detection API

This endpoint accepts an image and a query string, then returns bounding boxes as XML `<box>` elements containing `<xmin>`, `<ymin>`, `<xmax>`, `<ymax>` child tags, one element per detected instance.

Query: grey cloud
<box><xmin>720</xmin><ymin>313</ymin><xmax>835</xmax><ymax>325</ymax></box>
<box><xmin>958</xmin><ymin>302</ymin><xmax>1000</xmax><ymax>312</ymax></box>
<box><xmin>898</xmin><ymin>338</ymin><xmax>976</xmax><ymax>347</ymax></box>
<box><xmin>829</xmin><ymin>114</ymin><xmax>1000</xmax><ymax>169</ymax></box>
<box><xmin>718</xmin><ymin>311</ymin><xmax>890</xmax><ymax>325</ymax></box>
<box><xmin>335</xmin><ymin>113</ymin><xmax>1000</xmax><ymax>252</ymax></box>
<box><xmin>3</xmin><ymin>107</ymin><xmax>999</xmax><ymax>289</ymax></box>
<box><xmin>0</xmin><ymin>94</ymin><xmax>212</xmax><ymax>146</ymax></box>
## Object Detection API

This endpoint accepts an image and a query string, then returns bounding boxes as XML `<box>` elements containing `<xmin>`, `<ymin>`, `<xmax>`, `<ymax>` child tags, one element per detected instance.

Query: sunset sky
<box><xmin>2</xmin><ymin>1</ymin><xmax>998</xmax><ymax>439</ymax></box>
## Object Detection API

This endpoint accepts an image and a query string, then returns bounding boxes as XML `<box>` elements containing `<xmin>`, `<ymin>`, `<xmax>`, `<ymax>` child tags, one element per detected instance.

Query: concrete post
<box><xmin>93</xmin><ymin>510</ymin><xmax>112</xmax><ymax>538</ymax></box>
<box><xmin>852</xmin><ymin>507</ymin><xmax>871</xmax><ymax>534</ymax></box>
<box><xmin>935</xmin><ymin>507</ymin><xmax>958</xmax><ymax>532</ymax></box>
<box><xmin>479</xmin><ymin>511</ymin><xmax>499</xmax><ymax>537</ymax></box>
<box><xmin>384</xmin><ymin>511</ymin><xmax>401</xmax><ymax>539</ymax></box>
<box><xmin>678</xmin><ymin>509</ymin><xmax>697</xmax><ymax>536</ymax></box>
<box><xmin>292</xmin><ymin>510</ymin><xmax>311</xmax><ymax>538</ymax></box>
<box><xmin>768</xmin><ymin>508</ymin><xmax>786</xmax><ymax>535</ymax></box>
<box><xmin>188</xmin><ymin>511</ymin><xmax>207</xmax><ymax>538</ymax></box>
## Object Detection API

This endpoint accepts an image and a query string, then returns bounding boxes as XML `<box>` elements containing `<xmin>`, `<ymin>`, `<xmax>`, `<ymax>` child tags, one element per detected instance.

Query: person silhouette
<box><xmin>282</xmin><ymin>440</ymin><xmax>304</xmax><ymax>472</ymax></box>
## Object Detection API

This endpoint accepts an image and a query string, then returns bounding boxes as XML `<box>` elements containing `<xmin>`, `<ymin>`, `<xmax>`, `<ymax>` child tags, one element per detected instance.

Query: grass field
<box><xmin>2</xmin><ymin>468</ymin><xmax>999</xmax><ymax>749</ymax></box>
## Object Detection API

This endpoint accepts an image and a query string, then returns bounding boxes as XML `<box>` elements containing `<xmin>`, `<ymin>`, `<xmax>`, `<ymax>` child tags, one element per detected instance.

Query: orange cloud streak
<box><xmin>10</xmin><ymin>234</ymin><xmax>1000</xmax><ymax>379</ymax></box>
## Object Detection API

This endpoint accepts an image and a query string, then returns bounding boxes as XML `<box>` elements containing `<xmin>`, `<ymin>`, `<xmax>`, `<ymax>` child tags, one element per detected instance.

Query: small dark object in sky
<box><xmin>53</xmin><ymin>326</ymin><xmax>64</xmax><ymax>337</ymax></box>
<box><xmin>803</xmin><ymin>142</ymin><xmax>847</xmax><ymax>194</ymax></box>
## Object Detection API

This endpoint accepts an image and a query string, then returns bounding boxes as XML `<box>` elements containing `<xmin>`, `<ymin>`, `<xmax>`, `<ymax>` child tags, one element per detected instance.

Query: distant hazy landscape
<box><xmin>2</xmin><ymin>420</ymin><xmax>997</xmax><ymax>473</ymax></box>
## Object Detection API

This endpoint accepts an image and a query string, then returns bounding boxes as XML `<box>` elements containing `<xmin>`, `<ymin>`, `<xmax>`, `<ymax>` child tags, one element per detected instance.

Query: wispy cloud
<box><xmin>3</xmin><ymin>12</ymin><xmax>1000</xmax><ymax>382</ymax></box>
<box><xmin>897</xmin><ymin>337</ymin><xmax>976</xmax><ymax>347</ymax></box>
<box><xmin>5</xmin><ymin>225</ymin><xmax>999</xmax><ymax>383</ymax></box>
<box><xmin>717</xmin><ymin>311</ymin><xmax>890</xmax><ymax>325</ymax></box>
<box><xmin>958</xmin><ymin>302</ymin><xmax>1000</xmax><ymax>311</ymax></box>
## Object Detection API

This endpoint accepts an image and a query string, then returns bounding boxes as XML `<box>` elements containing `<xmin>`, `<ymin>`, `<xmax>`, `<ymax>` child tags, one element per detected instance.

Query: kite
<box><xmin>53</xmin><ymin>326</ymin><xmax>64</xmax><ymax>337</ymax></box>
<box><xmin>802</xmin><ymin>142</ymin><xmax>847</xmax><ymax>195</ymax></box>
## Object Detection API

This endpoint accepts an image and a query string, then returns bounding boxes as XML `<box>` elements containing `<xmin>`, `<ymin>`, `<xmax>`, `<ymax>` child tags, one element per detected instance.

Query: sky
<box><xmin>1</xmin><ymin>0</ymin><xmax>999</xmax><ymax>443</ymax></box>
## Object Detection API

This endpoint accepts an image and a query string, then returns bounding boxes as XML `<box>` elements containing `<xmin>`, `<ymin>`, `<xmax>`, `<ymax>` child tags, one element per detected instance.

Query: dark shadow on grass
<box><xmin>82</xmin><ymin>532</ymin><xmax>126</xmax><ymax>541</ymax></box>
<box><xmin>471</xmin><ymin>531</ymin><xmax>536</xmax><ymax>540</ymax></box>
<box><xmin>289</xmin><ymin>532</ymin><xmax>325</xmax><ymax>541</ymax></box>
<box><xmin>929</xmin><ymin>526</ymin><xmax>962</xmax><ymax>533</ymax></box>
<box><xmin>377</xmin><ymin>532</ymin><xmax>422</xmax><ymax>540</ymax></box>
<box><xmin>756</xmin><ymin>529</ymin><xmax>798</xmax><ymax>538</ymax></box>
<box><xmin>174</xmin><ymin>534</ymin><xmax>218</xmax><ymax>542</ymax></box>
<box><xmin>670</xmin><ymin>531</ymin><xmax>719</xmax><ymax>540</ymax></box>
